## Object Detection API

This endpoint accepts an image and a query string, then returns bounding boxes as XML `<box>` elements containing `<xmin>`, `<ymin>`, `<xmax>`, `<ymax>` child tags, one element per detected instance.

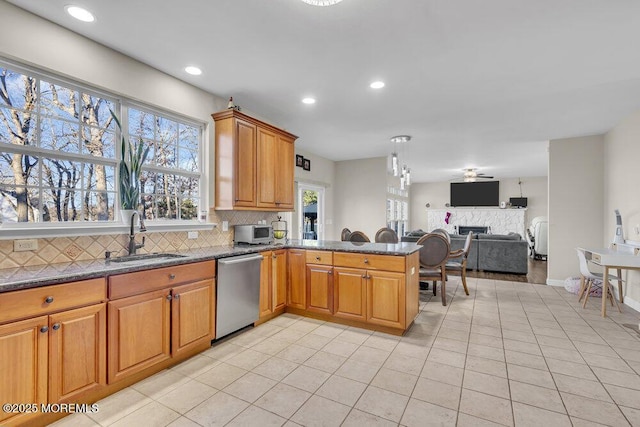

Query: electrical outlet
<box><xmin>14</xmin><ymin>239</ymin><xmax>38</xmax><ymax>251</ymax></box>
<box><xmin>222</xmin><ymin>221</ymin><xmax>229</xmax><ymax>232</ymax></box>
<box><xmin>187</xmin><ymin>231</ymin><xmax>198</xmax><ymax>239</ymax></box>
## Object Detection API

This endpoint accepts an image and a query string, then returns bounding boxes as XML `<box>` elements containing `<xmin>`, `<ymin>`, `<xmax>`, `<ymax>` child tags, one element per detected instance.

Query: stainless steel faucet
<box><xmin>127</xmin><ymin>211</ymin><xmax>146</xmax><ymax>256</ymax></box>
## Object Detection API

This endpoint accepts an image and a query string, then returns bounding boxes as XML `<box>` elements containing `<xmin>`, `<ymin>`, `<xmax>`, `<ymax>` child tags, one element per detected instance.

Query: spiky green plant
<box><xmin>110</xmin><ymin>110</ymin><xmax>150</xmax><ymax>210</ymax></box>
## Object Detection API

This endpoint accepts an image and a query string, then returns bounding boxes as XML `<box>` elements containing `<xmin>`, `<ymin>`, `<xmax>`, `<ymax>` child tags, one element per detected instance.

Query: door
<box><xmin>0</xmin><ymin>316</ymin><xmax>48</xmax><ymax>425</ymax></box>
<box><xmin>108</xmin><ymin>289</ymin><xmax>171</xmax><ymax>383</ymax></box>
<box><xmin>366</xmin><ymin>270</ymin><xmax>406</xmax><ymax>329</ymax></box>
<box><xmin>49</xmin><ymin>303</ymin><xmax>106</xmax><ymax>403</ymax></box>
<box><xmin>298</xmin><ymin>183</ymin><xmax>325</xmax><ymax>240</ymax></box>
<box><xmin>333</xmin><ymin>267</ymin><xmax>367</xmax><ymax>321</ymax></box>
<box><xmin>172</xmin><ymin>280</ymin><xmax>215</xmax><ymax>356</ymax></box>
<box><xmin>306</xmin><ymin>264</ymin><xmax>333</xmax><ymax>315</ymax></box>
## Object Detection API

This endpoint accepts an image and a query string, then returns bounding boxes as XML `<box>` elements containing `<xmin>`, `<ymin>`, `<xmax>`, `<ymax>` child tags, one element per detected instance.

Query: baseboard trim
<box><xmin>624</xmin><ymin>295</ymin><xmax>640</xmax><ymax>312</ymax></box>
<box><xmin>546</xmin><ymin>278</ymin><xmax>566</xmax><ymax>287</ymax></box>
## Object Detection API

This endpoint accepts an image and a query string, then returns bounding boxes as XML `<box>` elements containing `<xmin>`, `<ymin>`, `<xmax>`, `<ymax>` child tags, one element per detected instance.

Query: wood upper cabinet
<box><xmin>49</xmin><ymin>303</ymin><xmax>106</xmax><ymax>403</ymax></box>
<box><xmin>333</xmin><ymin>267</ymin><xmax>367</xmax><ymax>322</ymax></box>
<box><xmin>0</xmin><ymin>316</ymin><xmax>48</xmax><ymax>426</ymax></box>
<box><xmin>287</xmin><ymin>249</ymin><xmax>306</xmax><ymax>309</ymax></box>
<box><xmin>306</xmin><ymin>264</ymin><xmax>333</xmax><ymax>315</ymax></box>
<box><xmin>213</xmin><ymin>109</ymin><xmax>297</xmax><ymax>211</ymax></box>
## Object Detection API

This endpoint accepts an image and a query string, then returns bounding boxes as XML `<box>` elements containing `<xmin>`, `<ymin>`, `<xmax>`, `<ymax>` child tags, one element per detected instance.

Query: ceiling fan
<box><xmin>459</xmin><ymin>168</ymin><xmax>494</xmax><ymax>182</ymax></box>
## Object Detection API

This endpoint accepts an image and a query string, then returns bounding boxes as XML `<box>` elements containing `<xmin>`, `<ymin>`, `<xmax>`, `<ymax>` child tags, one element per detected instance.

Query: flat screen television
<box><xmin>450</xmin><ymin>181</ymin><xmax>499</xmax><ymax>207</ymax></box>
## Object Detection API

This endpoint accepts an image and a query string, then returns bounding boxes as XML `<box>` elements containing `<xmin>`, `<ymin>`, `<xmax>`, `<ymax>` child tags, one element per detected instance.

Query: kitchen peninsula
<box><xmin>0</xmin><ymin>240</ymin><xmax>420</xmax><ymax>426</ymax></box>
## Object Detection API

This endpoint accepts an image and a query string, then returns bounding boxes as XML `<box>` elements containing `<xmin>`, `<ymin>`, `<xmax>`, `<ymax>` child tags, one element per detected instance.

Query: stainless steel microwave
<box><xmin>234</xmin><ymin>224</ymin><xmax>273</xmax><ymax>245</ymax></box>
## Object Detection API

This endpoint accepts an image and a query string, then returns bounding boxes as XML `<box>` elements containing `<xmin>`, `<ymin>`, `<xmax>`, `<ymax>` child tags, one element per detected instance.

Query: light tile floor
<box><xmin>51</xmin><ymin>277</ymin><xmax>640</xmax><ymax>426</ymax></box>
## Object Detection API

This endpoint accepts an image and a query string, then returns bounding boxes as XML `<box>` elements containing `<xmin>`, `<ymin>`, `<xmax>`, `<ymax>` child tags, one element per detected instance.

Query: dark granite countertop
<box><xmin>0</xmin><ymin>240</ymin><xmax>421</xmax><ymax>293</ymax></box>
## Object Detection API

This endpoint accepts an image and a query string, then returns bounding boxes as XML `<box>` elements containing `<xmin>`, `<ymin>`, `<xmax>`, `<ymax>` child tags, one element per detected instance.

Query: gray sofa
<box><xmin>402</xmin><ymin>231</ymin><xmax>528</xmax><ymax>274</ymax></box>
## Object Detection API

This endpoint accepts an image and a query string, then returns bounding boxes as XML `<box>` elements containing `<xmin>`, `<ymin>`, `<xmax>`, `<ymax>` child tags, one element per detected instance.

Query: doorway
<box><xmin>298</xmin><ymin>183</ymin><xmax>324</xmax><ymax>240</ymax></box>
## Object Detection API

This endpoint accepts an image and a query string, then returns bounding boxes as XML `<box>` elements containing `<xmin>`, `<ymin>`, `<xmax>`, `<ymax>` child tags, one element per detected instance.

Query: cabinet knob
<box><xmin>169</xmin><ymin>274</ymin><xmax>176</xmax><ymax>280</ymax></box>
<box><xmin>166</xmin><ymin>294</ymin><xmax>173</xmax><ymax>301</ymax></box>
<box><xmin>174</xmin><ymin>294</ymin><xmax>180</xmax><ymax>300</ymax></box>
<box><xmin>52</xmin><ymin>323</ymin><xmax>61</xmax><ymax>331</ymax></box>
<box><xmin>315</xmin><ymin>256</ymin><xmax>321</xmax><ymax>261</ymax></box>
<box><xmin>40</xmin><ymin>326</ymin><xmax>49</xmax><ymax>333</ymax></box>
<box><xmin>363</xmin><ymin>258</ymin><xmax>369</xmax><ymax>264</ymax></box>
<box><xmin>362</xmin><ymin>274</ymin><xmax>367</xmax><ymax>279</ymax></box>
<box><xmin>328</xmin><ymin>270</ymin><xmax>333</xmax><ymax>275</ymax></box>
<box><xmin>272</xmin><ymin>255</ymin><xmax>277</xmax><ymax>259</ymax></box>
<box><xmin>44</xmin><ymin>296</ymin><xmax>54</xmax><ymax>304</ymax></box>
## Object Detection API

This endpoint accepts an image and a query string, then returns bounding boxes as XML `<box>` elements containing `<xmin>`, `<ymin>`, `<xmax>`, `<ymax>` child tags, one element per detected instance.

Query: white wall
<box><xmin>548</xmin><ymin>135</ymin><xmax>604</xmax><ymax>283</ymax></box>
<box><xmin>334</xmin><ymin>157</ymin><xmax>387</xmax><ymax>240</ymax></box>
<box><xmin>604</xmin><ymin>110</ymin><xmax>640</xmax><ymax>304</ymax></box>
<box><xmin>293</xmin><ymin>148</ymin><xmax>336</xmax><ymax>240</ymax></box>
<box><xmin>410</xmin><ymin>177</ymin><xmax>548</xmax><ymax>232</ymax></box>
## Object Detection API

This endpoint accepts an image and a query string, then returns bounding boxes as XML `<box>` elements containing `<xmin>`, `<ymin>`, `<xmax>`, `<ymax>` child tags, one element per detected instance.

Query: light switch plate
<box><xmin>222</xmin><ymin>221</ymin><xmax>229</xmax><ymax>232</ymax></box>
<box><xmin>14</xmin><ymin>239</ymin><xmax>38</xmax><ymax>251</ymax></box>
<box><xmin>187</xmin><ymin>231</ymin><xmax>198</xmax><ymax>239</ymax></box>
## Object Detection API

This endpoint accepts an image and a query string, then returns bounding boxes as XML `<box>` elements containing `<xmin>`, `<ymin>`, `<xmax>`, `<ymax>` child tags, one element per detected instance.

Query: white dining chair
<box><xmin>576</xmin><ymin>248</ymin><xmax>623</xmax><ymax>312</ymax></box>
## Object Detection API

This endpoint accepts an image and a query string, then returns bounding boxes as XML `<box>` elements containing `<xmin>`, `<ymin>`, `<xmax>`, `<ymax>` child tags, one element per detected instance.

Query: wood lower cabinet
<box><xmin>366</xmin><ymin>270</ymin><xmax>405</xmax><ymax>329</ymax></box>
<box><xmin>171</xmin><ymin>280</ymin><xmax>215</xmax><ymax>357</ymax></box>
<box><xmin>0</xmin><ymin>278</ymin><xmax>107</xmax><ymax>426</ymax></box>
<box><xmin>49</xmin><ymin>303</ymin><xmax>106</xmax><ymax>403</ymax></box>
<box><xmin>0</xmin><ymin>316</ymin><xmax>48</xmax><ymax>426</ymax></box>
<box><xmin>108</xmin><ymin>289</ymin><xmax>171</xmax><ymax>383</ymax></box>
<box><xmin>259</xmin><ymin>250</ymin><xmax>287</xmax><ymax>321</ymax></box>
<box><xmin>213</xmin><ymin>109</ymin><xmax>298</xmax><ymax>211</ymax></box>
<box><xmin>333</xmin><ymin>268</ymin><xmax>367</xmax><ymax>321</ymax></box>
<box><xmin>287</xmin><ymin>249</ymin><xmax>306</xmax><ymax>309</ymax></box>
<box><xmin>306</xmin><ymin>264</ymin><xmax>333</xmax><ymax>315</ymax></box>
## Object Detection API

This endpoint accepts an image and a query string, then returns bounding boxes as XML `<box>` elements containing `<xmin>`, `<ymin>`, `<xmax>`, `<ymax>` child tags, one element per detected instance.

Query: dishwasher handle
<box><xmin>218</xmin><ymin>254</ymin><xmax>264</xmax><ymax>265</ymax></box>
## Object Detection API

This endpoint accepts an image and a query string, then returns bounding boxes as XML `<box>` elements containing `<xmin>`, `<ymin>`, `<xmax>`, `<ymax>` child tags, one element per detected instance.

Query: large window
<box><xmin>0</xmin><ymin>61</ymin><xmax>203</xmax><ymax>225</ymax></box>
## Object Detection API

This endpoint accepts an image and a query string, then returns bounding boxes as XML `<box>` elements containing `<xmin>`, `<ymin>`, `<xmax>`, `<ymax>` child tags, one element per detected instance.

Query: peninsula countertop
<box><xmin>0</xmin><ymin>240</ymin><xmax>421</xmax><ymax>292</ymax></box>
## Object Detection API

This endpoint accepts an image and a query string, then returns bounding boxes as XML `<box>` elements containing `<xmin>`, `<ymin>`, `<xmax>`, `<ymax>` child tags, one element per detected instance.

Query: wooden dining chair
<box><xmin>417</xmin><ymin>233</ymin><xmax>450</xmax><ymax>306</ymax></box>
<box><xmin>348</xmin><ymin>231</ymin><xmax>370</xmax><ymax>242</ymax></box>
<box><xmin>445</xmin><ymin>231</ymin><xmax>473</xmax><ymax>296</ymax></box>
<box><xmin>374</xmin><ymin>227</ymin><xmax>399</xmax><ymax>243</ymax></box>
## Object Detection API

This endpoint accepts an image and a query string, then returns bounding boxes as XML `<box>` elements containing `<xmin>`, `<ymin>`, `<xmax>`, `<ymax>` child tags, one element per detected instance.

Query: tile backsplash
<box><xmin>0</xmin><ymin>210</ymin><xmax>279</xmax><ymax>269</ymax></box>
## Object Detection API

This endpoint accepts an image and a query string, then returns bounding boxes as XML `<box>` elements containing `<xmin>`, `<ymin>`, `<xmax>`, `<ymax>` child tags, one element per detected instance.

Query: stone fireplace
<box><xmin>427</xmin><ymin>208</ymin><xmax>527</xmax><ymax>236</ymax></box>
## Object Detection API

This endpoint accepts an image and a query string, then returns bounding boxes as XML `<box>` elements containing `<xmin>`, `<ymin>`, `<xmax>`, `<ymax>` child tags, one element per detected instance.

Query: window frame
<box><xmin>0</xmin><ymin>58</ymin><xmax>210</xmax><ymax>238</ymax></box>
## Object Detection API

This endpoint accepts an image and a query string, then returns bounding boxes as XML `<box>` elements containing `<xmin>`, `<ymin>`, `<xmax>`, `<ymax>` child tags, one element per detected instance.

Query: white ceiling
<box><xmin>8</xmin><ymin>0</ymin><xmax>640</xmax><ymax>182</ymax></box>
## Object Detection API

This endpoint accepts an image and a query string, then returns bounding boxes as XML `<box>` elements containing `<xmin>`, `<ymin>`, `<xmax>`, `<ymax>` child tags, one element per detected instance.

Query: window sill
<box><xmin>0</xmin><ymin>221</ymin><xmax>217</xmax><ymax>240</ymax></box>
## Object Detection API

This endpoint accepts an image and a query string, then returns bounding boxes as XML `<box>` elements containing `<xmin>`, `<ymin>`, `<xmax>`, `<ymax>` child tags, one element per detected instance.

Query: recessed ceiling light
<box><xmin>65</xmin><ymin>5</ymin><xmax>95</xmax><ymax>22</ymax></box>
<box><xmin>184</xmin><ymin>66</ymin><xmax>202</xmax><ymax>76</ymax></box>
<box><xmin>370</xmin><ymin>81</ymin><xmax>385</xmax><ymax>89</ymax></box>
<box><xmin>302</xmin><ymin>97</ymin><xmax>316</xmax><ymax>104</ymax></box>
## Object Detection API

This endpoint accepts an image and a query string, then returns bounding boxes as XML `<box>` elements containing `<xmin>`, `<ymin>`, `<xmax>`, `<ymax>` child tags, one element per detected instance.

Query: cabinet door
<box><xmin>256</xmin><ymin>127</ymin><xmax>278</xmax><ymax>207</ymax></box>
<box><xmin>48</xmin><ymin>303</ymin><xmax>106</xmax><ymax>403</ymax></box>
<box><xmin>259</xmin><ymin>251</ymin><xmax>273</xmax><ymax>318</ymax></box>
<box><xmin>0</xmin><ymin>316</ymin><xmax>48</xmax><ymax>426</ymax></box>
<box><xmin>273</xmin><ymin>249</ymin><xmax>287</xmax><ymax>310</ymax></box>
<box><xmin>287</xmin><ymin>249</ymin><xmax>306</xmax><ymax>309</ymax></box>
<box><xmin>366</xmin><ymin>271</ymin><xmax>406</xmax><ymax>329</ymax></box>
<box><xmin>234</xmin><ymin>118</ymin><xmax>257</xmax><ymax>207</ymax></box>
<box><xmin>172</xmin><ymin>280</ymin><xmax>215</xmax><ymax>356</ymax></box>
<box><xmin>108</xmin><ymin>289</ymin><xmax>171</xmax><ymax>383</ymax></box>
<box><xmin>306</xmin><ymin>265</ymin><xmax>334</xmax><ymax>315</ymax></box>
<box><xmin>275</xmin><ymin>135</ymin><xmax>295</xmax><ymax>209</ymax></box>
<box><xmin>333</xmin><ymin>267</ymin><xmax>367</xmax><ymax>321</ymax></box>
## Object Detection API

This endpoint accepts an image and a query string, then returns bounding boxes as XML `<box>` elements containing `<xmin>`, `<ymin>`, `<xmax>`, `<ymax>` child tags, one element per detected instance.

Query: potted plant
<box><xmin>110</xmin><ymin>110</ymin><xmax>150</xmax><ymax>222</ymax></box>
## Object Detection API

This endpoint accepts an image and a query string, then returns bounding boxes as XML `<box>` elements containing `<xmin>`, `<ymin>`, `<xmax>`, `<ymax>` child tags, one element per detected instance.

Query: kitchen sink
<box><xmin>108</xmin><ymin>253</ymin><xmax>187</xmax><ymax>263</ymax></box>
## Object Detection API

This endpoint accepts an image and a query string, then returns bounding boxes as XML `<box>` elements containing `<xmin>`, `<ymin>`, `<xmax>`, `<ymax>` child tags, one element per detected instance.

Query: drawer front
<box><xmin>305</xmin><ymin>250</ymin><xmax>333</xmax><ymax>266</ymax></box>
<box><xmin>109</xmin><ymin>260</ymin><xmax>216</xmax><ymax>300</ymax></box>
<box><xmin>333</xmin><ymin>252</ymin><xmax>405</xmax><ymax>273</ymax></box>
<box><xmin>0</xmin><ymin>278</ymin><xmax>106</xmax><ymax>324</ymax></box>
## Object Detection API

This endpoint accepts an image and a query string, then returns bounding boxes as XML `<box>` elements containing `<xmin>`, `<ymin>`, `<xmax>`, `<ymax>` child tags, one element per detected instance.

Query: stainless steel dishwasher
<box><xmin>216</xmin><ymin>253</ymin><xmax>263</xmax><ymax>339</ymax></box>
